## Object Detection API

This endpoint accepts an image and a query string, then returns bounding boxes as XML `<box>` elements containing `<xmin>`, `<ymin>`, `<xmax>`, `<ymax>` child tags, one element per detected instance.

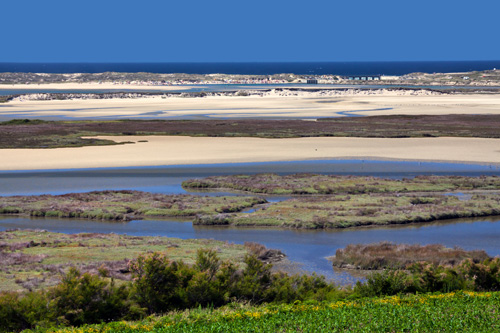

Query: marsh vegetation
<box><xmin>2</xmin><ymin>114</ymin><xmax>500</xmax><ymax>148</ymax></box>
<box><xmin>183</xmin><ymin>174</ymin><xmax>500</xmax><ymax>195</ymax></box>
<box><xmin>0</xmin><ymin>229</ymin><xmax>251</xmax><ymax>293</ymax></box>
<box><xmin>0</xmin><ymin>190</ymin><xmax>265</xmax><ymax>221</ymax></box>
<box><xmin>199</xmin><ymin>193</ymin><xmax>500</xmax><ymax>229</ymax></box>
<box><xmin>330</xmin><ymin>242</ymin><xmax>491</xmax><ymax>270</ymax></box>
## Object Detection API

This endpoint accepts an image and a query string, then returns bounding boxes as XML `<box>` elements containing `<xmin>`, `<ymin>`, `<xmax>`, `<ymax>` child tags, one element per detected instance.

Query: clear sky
<box><xmin>2</xmin><ymin>0</ymin><xmax>499</xmax><ymax>63</ymax></box>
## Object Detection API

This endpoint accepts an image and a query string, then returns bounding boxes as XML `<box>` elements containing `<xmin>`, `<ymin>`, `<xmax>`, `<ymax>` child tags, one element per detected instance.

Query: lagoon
<box><xmin>1</xmin><ymin>159</ymin><xmax>500</xmax><ymax>283</ymax></box>
<box><xmin>2</xmin><ymin>159</ymin><xmax>499</xmax><ymax>196</ymax></box>
<box><xmin>1</xmin><ymin>216</ymin><xmax>499</xmax><ymax>284</ymax></box>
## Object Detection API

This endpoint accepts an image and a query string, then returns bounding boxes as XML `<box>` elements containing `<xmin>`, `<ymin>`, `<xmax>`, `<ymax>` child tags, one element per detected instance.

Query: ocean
<box><xmin>0</xmin><ymin>61</ymin><xmax>499</xmax><ymax>75</ymax></box>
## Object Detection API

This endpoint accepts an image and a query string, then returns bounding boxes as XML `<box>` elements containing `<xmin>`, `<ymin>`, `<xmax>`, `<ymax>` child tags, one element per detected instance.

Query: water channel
<box><xmin>1</xmin><ymin>159</ymin><xmax>500</xmax><ymax>284</ymax></box>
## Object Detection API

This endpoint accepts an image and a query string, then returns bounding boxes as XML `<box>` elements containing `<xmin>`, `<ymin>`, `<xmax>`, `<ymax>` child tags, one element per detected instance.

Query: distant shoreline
<box><xmin>1</xmin><ymin>68</ymin><xmax>500</xmax><ymax>87</ymax></box>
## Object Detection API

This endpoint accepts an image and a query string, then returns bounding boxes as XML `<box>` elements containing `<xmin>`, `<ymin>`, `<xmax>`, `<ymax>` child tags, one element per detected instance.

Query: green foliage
<box><xmin>48</xmin><ymin>267</ymin><xmax>132</xmax><ymax>326</ymax></box>
<box><xmin>0</xmin><ymin>267</ymin><xmax>133</xmax><ymax>332</ymax></box>
<box><xmin>5</xmin><ymin>250</ymin><xmax>500</xmax><ymax>332</ymax></box>
<box><xmin>34</xmin><ymin>291</ymin><xmax>500</xmax><ymax>333</ymax></box>
<box><xmin>0</xmin><ymin>119</ymin><xmax>47</xmax><ymax>125</ymax></box>
<box><xmin>0</xmin><ymin>292</ymin><xmax>32</xmax><ymax>332</ymax></box>
<box><xmin>355</xmin><ymin>270</ymin><xmax>416</xmax><ymax>297</ymax></box>
<box><xmin>355</xmin><ymin>258</ymin><xmax>500</xmax><ymax>297</ymax></box>
<box><xmin>129</xmin><ymin>252</ymin><xmax>195</xmax><ymax>314</ymax></box>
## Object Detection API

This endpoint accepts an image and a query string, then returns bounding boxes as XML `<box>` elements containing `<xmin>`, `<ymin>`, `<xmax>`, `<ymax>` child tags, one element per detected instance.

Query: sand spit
<box><xmin>1</xmin><ymin>136</ymin><xmax>499</xmax><ymax>171</ymax></box>
<box><xmin>2</xmin><ymin>92</ymin><xmax>500</xmax><ymax>120</ymax></box>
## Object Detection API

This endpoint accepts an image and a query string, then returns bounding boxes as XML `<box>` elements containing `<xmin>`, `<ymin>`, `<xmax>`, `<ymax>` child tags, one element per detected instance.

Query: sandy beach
<box><xmin>0</xmin><ymin>94</ymin><xmax>500</xmax><ymax>119</ymax></box>
<box><xmin>1</xmin><ymin>91</ymin><xmax>500</xmax><ymax>120</ymax></box>
<box><xmin>1</xmin><ymin>136</ymin><xmax>499</xmax><ymax>171</ymax></box>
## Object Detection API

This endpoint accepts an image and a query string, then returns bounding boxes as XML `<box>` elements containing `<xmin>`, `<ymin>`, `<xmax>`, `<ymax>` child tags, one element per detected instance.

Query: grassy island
<box><xmin>2</xmin><ymin>176</ymin><xmax>499</xmax><ymax>230</ymax></box>
<box><xmin>0</xmin><ymin>190</ymin><xmax>266</xmax><ymax>221</ymax></box>
<box><xmin>185</xmin><ymin>174</ymin><xmax>500</xmax><ymax>229</ymax></box>
<box><xmin>196</xmin><ymin>193</ymin><xmax>500</xmax><ymax>229</ymax></box>
<box><xmin>182</xmin><ymin>174</ymin><xmax>500</xmax><ymax>195</ymax></box>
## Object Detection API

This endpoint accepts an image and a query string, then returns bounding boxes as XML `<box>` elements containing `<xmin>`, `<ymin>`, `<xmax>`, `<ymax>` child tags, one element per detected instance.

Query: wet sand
<box><xmin>1</xmin><ymin>136</ymin><xmax>500</xmax><ymax>171</ymax></box>
<box><xmin>1</xmin><ymin>93</ymin><xmax>500</xmax><ymax>119</ymax></box>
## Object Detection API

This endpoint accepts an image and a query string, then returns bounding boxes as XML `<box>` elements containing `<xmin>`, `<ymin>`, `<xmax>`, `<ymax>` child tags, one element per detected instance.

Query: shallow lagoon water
<box><xmin>1</xmin><ymin>159</ymin><xmax>500</xmax><ymax>284</ymax></box>
<box><xmin>1</xmin><ymin>159</ymin><xmax>499</xmax><ymax>196</ymax></box>
<box><xmin>1</xmin><ymin>216</ymin><xmax>500</xmax><ymax>284</ymax></box>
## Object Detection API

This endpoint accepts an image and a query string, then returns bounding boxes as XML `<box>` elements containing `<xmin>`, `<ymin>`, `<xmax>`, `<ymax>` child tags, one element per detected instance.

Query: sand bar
<box><xmin>1</xmin><ymin>93</ymin><xmax>500</xmax><ymax>120</ymax></box>
<box><xmin>1</xmin><ymin>136</ymin><xmax>499</xmax><ymax>171</ymax></box>
<box><xmin>0</xmin><ymin>83</ymin><xmax>192</xmax><ymax>91</ymax></box>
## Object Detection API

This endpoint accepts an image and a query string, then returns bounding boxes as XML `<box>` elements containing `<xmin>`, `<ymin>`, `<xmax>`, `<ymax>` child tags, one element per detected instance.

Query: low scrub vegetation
<box><xmin>0</xmin><ymin>230</ymin><xmax>249</xmax><ymax>293</ymax></box>
<box><xmin>330</xmin><ymin>242</ymin><xmax>490</xmax><ymax>270</ymax></box>
<box><xmin>0</xmin><ymin>249</ymin><xmax>339</xmax><ymax>332</ymax></box>
<box><xmin>2</xmin><ymin>247</ymin><xmax>500</xmax><ymax>332</ymax></box>
<box><xmin>196</xmin><ymin>193</ymin><xmax>500</xmax><ymax>229</ymax></box>
<box><xmin>0</xmin><ymin>190</ymin><xmax>266</xmax><ymax>221</ymax></box>
<box><xmin>183</xmin><ymin>174</ymin><xmax>500</xmax><ymax>194</ymax></box>
<box><xmin>355</xmin><ymin>257</ymin><xmax>500</xmax><ymax>297</ymax></box>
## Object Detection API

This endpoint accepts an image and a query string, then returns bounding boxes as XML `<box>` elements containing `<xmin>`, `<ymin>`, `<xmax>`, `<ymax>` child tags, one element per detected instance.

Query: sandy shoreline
<box><xmin>1</xmin><ymin>136</ymin><xmax>499</xmax><ymax>171</ymax></box>
<box><xmin>2</xmin><ymin>93</ymin><xmax>500</xmax><ymax>120</ymax></box>
<box><xmin>0</xmin><ymin>83</ymin><xmax>192</xmax><ymax>91</ymax></box>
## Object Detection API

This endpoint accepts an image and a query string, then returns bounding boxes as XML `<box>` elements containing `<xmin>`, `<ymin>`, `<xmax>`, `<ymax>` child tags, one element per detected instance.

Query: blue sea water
<box><xmin>1</xmin><ymin>61</ymin><xmax>499</xmax><ymax>75</ymax></box>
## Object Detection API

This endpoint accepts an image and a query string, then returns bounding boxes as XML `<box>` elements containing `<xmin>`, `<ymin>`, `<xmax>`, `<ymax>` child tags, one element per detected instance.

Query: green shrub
<box><xmin>129</xmin><ymin>252</ymin><xmax>196</xmax><ymax>314</ymax></box>
<box><xmin>49</xmin><ymin>267</ymin><xmax>132</xmax><ymax>326</ymax></box>
<box><xmin>0</xmin><ymin>292</ymin><xmax>31</xmax><ymax>332</ymax></box>
<box><xmin>354</xmin><ymin>270</ymin><xmax>415</xmax><ymax>297</ymax></box>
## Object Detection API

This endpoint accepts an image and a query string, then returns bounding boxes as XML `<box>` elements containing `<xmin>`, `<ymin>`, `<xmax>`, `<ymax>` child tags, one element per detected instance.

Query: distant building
<box><xmin>381</xmin><ymin>75</ymin><xmax>400</xmax><ymax>81</ymax></box>
<box><xmin>307</xmin><ymin>79</ymin><xmax>318</xmax><ymax>84</ymax></box>
<box><xmin>344</xmin><ymin>75</ymin><xmax>381</xmax><ymax>81</ymax></box>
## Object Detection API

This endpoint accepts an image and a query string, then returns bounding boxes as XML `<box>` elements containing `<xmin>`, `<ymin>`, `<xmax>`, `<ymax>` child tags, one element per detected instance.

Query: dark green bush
<box><xmin>129</xmin><ymin>252</ymin><xmax>196</xmax><ymax>314</ymax></box>
<box><xmin>49</xmin><ymin>267</ymin><xmax>132</xmax><ymax>326</ymax></box>
<box><xmin>355</xmin><ymin>258</ymin><xmax>500</xmax><ymax>297</ymax></box>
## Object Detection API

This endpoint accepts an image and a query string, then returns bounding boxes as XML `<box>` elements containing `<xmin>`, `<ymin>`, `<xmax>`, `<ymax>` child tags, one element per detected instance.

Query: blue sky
<box><xmin>2</xmin><ymin>0</ymin><xmax>499</xmax><ymax>62</ymax></box>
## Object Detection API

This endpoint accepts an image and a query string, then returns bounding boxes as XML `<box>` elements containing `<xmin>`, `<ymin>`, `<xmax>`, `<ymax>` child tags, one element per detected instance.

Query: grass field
<box><xmin>31</xmin><ymin>291</ymin><xmax>500</xmax><ymax>332</ymax></box>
